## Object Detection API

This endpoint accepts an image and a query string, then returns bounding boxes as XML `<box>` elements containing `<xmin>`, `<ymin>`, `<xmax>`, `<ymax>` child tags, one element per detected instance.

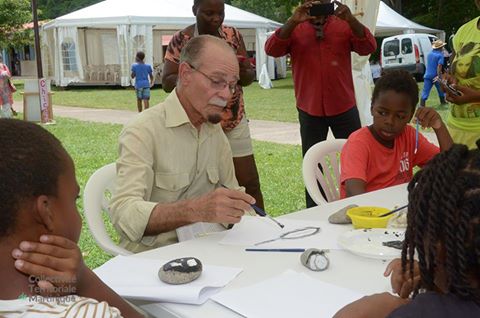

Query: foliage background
<box><xmin>1</xmin><ymin>0</ymin><xmax>477</xmax><ymax>50</ymax></box>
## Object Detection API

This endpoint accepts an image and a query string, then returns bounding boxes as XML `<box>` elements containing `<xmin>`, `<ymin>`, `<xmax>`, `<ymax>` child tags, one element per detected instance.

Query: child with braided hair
<box><xmin>334</xmin><ymin>140</ymin><xmax>480</xmax><ymax>318</ymax></box>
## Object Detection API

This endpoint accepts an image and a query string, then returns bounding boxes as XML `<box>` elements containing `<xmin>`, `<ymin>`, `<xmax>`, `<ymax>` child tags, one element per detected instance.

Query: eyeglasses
<box><xmin>187</xmin><ymin>63</ymin><xmax>237</xmax><ymax>94</ymax></box>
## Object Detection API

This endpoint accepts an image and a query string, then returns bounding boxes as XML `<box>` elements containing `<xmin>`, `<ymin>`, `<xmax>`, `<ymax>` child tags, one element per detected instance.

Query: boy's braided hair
<box><xmin>403</xmin><ymin>140</ymin><xmax>480</xmax><ymax>303</ymax></box>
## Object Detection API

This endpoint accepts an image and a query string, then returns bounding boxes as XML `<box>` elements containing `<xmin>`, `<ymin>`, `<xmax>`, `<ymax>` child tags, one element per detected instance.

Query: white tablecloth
<box><xmin>129</xmin><ymin>184</ymin><xmax>408</xmax><ymax>318</ymax></box>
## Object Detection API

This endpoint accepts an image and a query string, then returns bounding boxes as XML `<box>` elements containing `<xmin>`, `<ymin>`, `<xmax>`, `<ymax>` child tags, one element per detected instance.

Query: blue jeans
<box><xmin>421</xmin><ymin>77</ymin><xmax>445</xmax><ymax>101</ymax></box>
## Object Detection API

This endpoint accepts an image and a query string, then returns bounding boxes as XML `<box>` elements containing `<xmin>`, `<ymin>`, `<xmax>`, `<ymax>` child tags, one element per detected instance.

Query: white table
<box><xmin>132</xmin><ymin>184</ymin><xmax>408</xmax><ymax>318</ymax></box>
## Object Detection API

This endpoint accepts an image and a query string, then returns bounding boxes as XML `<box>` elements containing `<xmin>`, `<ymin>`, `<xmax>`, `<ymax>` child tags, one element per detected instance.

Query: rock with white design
<box><xmin>158</xmin><ymin>257</ymin><xmax>203</xmax><ymax>284</ymax></box>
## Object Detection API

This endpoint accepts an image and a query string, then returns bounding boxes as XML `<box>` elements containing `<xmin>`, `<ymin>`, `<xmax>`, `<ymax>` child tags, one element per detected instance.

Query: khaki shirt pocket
<box><xmin>207</xmin><ymin>167</ymin><xmax>219</xmax><ymax>185</ymax></box>
<box><xmin>154</xmin><ymin>172</ymin><xmax>190</xmax><ymax>203</ymax></box>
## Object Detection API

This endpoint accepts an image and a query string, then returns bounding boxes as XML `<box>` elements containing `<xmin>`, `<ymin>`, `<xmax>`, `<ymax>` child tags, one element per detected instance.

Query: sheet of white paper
<box><xmin>176</xmin><ymin>222</ymin><xmax>225</xmax><ymax>242</ymax></box>
<box><xmin>219</xmin><ymin>215</ymin><xmax>348</xmax><ymax>249</ymax></box>
<box><xmin>94</xmin><ymin>256</ymin><xmax>242</xmax><ymax>305</ymax></box>
<box><xmin>212</xmin><ymin>270</ymin><xmax>364</xmax><ymax>318</ymax></box>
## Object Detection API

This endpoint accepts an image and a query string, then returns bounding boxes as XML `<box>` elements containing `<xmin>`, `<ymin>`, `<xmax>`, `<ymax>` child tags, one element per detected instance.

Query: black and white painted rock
<box><xmin>300</xmin><ymin>248</ymin><xmax>330</xmax><ymax>271</ymax></box>
<box><xmin>158</xmin><ymin>257</ymin><xmax>203</xmax><ymax>285</ymax></box>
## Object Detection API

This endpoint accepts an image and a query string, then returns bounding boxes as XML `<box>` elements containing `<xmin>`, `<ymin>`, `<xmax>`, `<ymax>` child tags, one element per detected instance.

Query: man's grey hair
<box><xmin>179</xmin><ymin>34</ymin><xmax>235</xmax><ymax>68</ymax></box>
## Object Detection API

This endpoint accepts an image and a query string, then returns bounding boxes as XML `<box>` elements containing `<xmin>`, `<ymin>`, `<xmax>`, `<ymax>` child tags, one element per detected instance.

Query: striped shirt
<box><xmin>0</xmin><ymin>296</ymin><xmax>123</xmax><ymax>317</ymax></box>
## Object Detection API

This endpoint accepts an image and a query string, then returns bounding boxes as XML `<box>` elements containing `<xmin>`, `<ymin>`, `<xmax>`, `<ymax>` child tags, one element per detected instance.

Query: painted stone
<box><xmin>300</xmin><ymin>248</ymin><xmax>329</xmax><ymax>271</ymax></box>
<box><xmin>158</xmin><ymin>257</ymin><xmax>203</xmax><ymax>284</ymax></box>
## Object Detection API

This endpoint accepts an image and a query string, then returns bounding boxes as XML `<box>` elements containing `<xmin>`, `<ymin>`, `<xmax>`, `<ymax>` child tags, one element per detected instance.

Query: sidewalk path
<box><xmin>51</xmin><ymin>104</ymin><xmax>303</xmax><ymax>145</ymax></box>
<box><xmin>13</xmin><ymin>102</ymin><xmax>438</xmax><ymax>146</ymax></box>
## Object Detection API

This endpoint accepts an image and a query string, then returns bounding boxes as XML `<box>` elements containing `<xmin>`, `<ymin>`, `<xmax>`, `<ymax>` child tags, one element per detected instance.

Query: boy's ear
<box><xmin>192</xmin><ymin>5</ymin><xmax>198</xmax><ymax>16</ymax></box>
<box><xmin>35</xmin><ymin>195</ymin><xmax>55</xmax><ymax>232</ymax></box>
<box><xmin>370</xmin><ymin>104</ymin><xmax>374</xmax><ymax>116</ymax></box>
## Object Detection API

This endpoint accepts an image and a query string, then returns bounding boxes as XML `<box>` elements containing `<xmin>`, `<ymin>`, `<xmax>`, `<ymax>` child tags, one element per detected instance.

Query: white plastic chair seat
<box><xmin>83</xmin><ymin>163</ymin><xmax>132</xmax><ymax>256</ymax></box>
<box><xmin>302</xmin><ymin>139</ymin><xmax>347</xmax><ymax>205</ymax></box>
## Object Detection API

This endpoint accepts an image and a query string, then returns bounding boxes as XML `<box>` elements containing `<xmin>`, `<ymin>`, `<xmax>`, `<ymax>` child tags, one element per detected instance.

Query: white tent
<box><xmin>375</xmin><ymin>1</ymin><xmax>444</xmax><ymax>39</ymax></box>
<box><xmin>42</xmin><ymin>0</ymin><xmax>281</xmax><ymax>86</ymax></box>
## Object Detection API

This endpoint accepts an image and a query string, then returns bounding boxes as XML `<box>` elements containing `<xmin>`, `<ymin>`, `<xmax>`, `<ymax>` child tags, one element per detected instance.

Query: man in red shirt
<box><xmin>265</xmin><ymin>0</ymin><xmax>376</xmax><ymax>207</ymax></box>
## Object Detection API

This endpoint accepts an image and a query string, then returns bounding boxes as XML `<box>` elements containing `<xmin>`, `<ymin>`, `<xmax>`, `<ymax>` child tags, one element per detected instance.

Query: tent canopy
<box><xmin>375</xmin><ymin>1</ymin><xmax>444</xmax><ymax>38</ymax></box>
<box><xmin>43</xmin><ymin>0</ymin><xmax>281</xmax><ymax>30</ymax></box>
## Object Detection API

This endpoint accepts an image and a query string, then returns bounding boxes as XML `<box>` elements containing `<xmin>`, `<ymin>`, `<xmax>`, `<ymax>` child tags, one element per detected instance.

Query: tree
<box><xmin>0</xmin><ymin>0</ymin><xmax>33</xmax><ymax>48</ymax></box>
<box><xmin>38</xmin><ymin>0</ymin><xmax>102</xmax><ymax>19</ymax></box>
<box><xmin>402</xmin><ymin>0</ymin><xmax>477</xmax><ymax>42</ymax></box>
<box><xmin>227</xmin><ymin>0</ymin><xmax>298</xmax><ymax>23</ymax></box>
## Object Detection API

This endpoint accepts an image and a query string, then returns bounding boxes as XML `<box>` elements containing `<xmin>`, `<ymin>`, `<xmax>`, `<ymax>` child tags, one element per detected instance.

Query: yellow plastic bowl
<box><xmin>347</xmin><ymin>206</ymin><xmax>393</xmax><ymax>229</ymax></box>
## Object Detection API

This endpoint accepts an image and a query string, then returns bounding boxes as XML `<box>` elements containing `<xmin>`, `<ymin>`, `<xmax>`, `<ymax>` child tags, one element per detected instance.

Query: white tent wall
<box><xmin>117</xmin><ymin>25</ymin><xmax>130</xmax><ymax>86</ymax></box>
<box><xmin>54</xmin><ymin>27</ymin><xmax>84</xmax><ymax>86</ymax></box>
<box><xmin>41</xmin><ymin>0</ymin><xmax>282</xmax><ymax>87</ymax></box>
<box><xmin>350</xmin><ymin>0</ymin><xmax>381</xmax><ymax>127</ymax></box>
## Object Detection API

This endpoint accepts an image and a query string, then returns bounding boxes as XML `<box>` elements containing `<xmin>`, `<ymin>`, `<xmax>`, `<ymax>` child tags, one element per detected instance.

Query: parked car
<box><xmin>380</xmin><ymin>33</ymin><xmax>438</xmax><ymax>81</ymax></box>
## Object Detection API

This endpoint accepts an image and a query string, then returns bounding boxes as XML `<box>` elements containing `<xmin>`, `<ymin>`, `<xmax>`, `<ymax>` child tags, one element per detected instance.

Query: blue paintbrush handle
<box><xmin>245</xmin><ymin>248</ymin><xmax>305</xmax><ymax>252</ymax></box>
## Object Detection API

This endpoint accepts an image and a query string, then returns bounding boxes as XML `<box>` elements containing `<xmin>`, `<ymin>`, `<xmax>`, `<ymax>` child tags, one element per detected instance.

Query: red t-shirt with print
<box><xmin>340</xmin><ymin>125</ymin><xmax>439</xmax><ymax>198</ymax></box>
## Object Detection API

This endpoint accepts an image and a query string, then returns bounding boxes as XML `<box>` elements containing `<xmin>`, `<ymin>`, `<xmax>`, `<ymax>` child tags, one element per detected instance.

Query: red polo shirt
<box><xmin>265</xmin><ymin>17</ymin><xmax>376</xmax><ymax>117</ymax></box>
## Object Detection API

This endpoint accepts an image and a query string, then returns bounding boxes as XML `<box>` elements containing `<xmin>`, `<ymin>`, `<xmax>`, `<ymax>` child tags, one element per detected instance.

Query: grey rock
<box><xmin>328</xmin><ymin>204</ymin><xmax>358</xmax><ymax>224</ymax></box>
<box><xmin>300</xmin><ymin>248</ymin><xmax>330</xmax><ymax>271</ymax></box>
<box><xmin>158</xmin><ymin>257</ymin><xmax>203</xmax><ymax>285</ymax></box>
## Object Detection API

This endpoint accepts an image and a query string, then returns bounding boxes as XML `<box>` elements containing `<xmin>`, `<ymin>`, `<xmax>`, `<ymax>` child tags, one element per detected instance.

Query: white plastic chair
<box><xmin>302</xmin><ymin>139</ymin><xmax>347</xmax><ymax>205</ymax></box>
<box><xmin>83</xmin><ymin>163</ymin><xmax>132</xmax><ymax>256</ymax></box>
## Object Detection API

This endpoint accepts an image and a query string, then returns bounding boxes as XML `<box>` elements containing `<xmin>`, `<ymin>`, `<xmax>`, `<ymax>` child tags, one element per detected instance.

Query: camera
<box><xmin>309</xmin><ymin>3</ymin><xmax>335</xmax><ymax>17</ymax></box>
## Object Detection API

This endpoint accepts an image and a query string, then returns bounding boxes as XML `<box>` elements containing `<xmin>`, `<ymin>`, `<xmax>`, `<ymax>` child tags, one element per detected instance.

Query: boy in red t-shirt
<box><xmin>340</xmin><ymin>70</ymin><xmax>453</xmax><ymax>198</ymax></box>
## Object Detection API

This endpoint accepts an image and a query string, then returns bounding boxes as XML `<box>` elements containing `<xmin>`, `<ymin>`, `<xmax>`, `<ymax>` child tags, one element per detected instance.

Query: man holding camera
<box><xmin>265</xmin><ymin>0</ymin><xmax>376</xmax><ymax>207</ymax></box>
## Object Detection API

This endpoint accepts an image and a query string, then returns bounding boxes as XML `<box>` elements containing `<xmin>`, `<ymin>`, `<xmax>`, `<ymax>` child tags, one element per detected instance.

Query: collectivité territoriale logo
<box><xmin>19</xmin><ymin>274</ymin><xmax>77</xmax><ymax>303</ymax></box>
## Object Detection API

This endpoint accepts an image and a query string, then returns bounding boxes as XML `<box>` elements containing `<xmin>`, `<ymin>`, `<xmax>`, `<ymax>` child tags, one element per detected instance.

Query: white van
<box><xmin>381</xmin><ymin>33</ymin><xmax>438</xmax><ymax>81</ymax></box>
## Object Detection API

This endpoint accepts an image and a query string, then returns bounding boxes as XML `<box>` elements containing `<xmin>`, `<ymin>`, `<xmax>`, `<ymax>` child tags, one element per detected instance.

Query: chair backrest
<box><xmin>83</xmin><ymin>163</ymin><xmax>132</xmax><ymax>256</ymax></box>
<box><xmin>302</xmin><ymin>139</ymin><xmax>347</xmax><ymax>205</ymax></box>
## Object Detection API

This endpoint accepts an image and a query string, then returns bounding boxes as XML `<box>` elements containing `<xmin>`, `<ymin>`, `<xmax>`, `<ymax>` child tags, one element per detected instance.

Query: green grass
<box><xmin>13</xmin><ymin>76</ymin><xmax>449</xmax><ymax>123</ymax></box>
<box><xmin>43</xmin><ymin>117</ymin><xmax>304</xmax><ymax>269</ymax></box>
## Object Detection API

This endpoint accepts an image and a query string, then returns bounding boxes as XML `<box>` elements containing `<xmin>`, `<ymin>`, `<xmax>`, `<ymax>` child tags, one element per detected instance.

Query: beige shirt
<box><xmin>109</xmin><ymin>90</ymin><xmax>241</xmax><ymax>253</ymax></box>
<box><xmin>0</xmin><ymin>296</ymin><xmax>122</xmax><ymax>317</ymax></box>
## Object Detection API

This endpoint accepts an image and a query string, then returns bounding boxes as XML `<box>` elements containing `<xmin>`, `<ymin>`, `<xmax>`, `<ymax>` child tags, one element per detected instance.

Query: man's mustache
<box><xmin>209</xmin><ymin>98</ymin><xmax>228</xmax><ymax>108</ymax></box>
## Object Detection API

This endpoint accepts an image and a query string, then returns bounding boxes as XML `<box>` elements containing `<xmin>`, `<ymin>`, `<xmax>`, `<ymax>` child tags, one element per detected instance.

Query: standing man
<box><xmin>110</xmin><ymin>36</ymin><xmax>255</xmax><ymax>253</ymax></box>
<box><xmin>265</xmin><ymin>0</ymin><xmax>376</xmax><ymax>207</ymax></box>
<box><xmin>162</xmin><ymin>0</ymin><xmax>264</xmax><ymax>210</ymax></box>
<box><xmin>131</xmin><ymin>51</ymin><xmax>154</xmax><ymax>112</ymax></box>
<box><xmin>421</xmin><ymin>40</ymin><xmax>447</xmax><ymax>107</ymax></box>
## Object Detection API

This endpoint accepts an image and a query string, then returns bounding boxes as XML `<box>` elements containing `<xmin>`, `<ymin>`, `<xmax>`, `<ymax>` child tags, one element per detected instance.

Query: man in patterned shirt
<box><xmin>162</xmin><ymin>0</ymin><xmax>264</xmax><ymax>209</ymax></box>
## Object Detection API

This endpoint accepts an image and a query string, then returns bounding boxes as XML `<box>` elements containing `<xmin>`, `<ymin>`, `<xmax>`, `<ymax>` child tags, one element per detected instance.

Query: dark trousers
<box><xmin>298</xmin><ymin>106</ymin><xmax>362</xmax><ymax>208</ymax></box>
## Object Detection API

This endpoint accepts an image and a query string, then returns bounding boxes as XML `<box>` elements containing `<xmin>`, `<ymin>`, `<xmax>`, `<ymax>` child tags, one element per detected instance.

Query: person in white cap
<box><xmin>420</xmin><ymin>39</ymin><xmax>447</xmax><ymax>107</ymax></box>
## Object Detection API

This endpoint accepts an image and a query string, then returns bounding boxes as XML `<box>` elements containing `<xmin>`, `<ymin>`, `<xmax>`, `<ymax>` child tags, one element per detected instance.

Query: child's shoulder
<box><xmin>347</xmin><ymin>126</ymin><xmax>372</xmax><ymax>143</ymax></box>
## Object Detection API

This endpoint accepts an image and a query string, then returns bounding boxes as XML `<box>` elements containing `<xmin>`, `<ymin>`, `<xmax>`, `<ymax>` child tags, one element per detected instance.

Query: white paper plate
<box><xmin>338</xmin><ymin>228</ymin><xmax>405</xmax><ymax>260</ymax></box>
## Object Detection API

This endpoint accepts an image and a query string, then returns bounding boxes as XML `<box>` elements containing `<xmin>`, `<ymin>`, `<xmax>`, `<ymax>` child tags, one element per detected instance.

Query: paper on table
<box><xmin>176</xmin><ymin>222</ymin><xmax>225</xmax><ymax>242</ymax></box>
<box><xmin>219</xmin><ymin>215</ymin><xmax>348</xmax><ymax>249</ymax></box>
<box><xmin>94</xmin><ymin>256</ymin><xmax>242</xmax><ymax>305</ymax></box>
<box><xmin>212</xmin><ymin>270</ymin><xmax>364</xmax><ymax>318</ymax></box>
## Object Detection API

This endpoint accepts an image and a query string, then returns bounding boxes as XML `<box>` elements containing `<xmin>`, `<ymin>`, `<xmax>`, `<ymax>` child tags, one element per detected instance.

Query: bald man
<box><xmin>110</xmin><ymin>35</ymin><xmax>255</xmax><ymax>253</ymax></box>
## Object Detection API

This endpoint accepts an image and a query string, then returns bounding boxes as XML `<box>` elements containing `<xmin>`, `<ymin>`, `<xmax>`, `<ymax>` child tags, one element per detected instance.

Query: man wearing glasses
<box><xmin>110</xmin><ymin>35</ymin><xmax>255</xmax><ymax>253</ymax></box>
